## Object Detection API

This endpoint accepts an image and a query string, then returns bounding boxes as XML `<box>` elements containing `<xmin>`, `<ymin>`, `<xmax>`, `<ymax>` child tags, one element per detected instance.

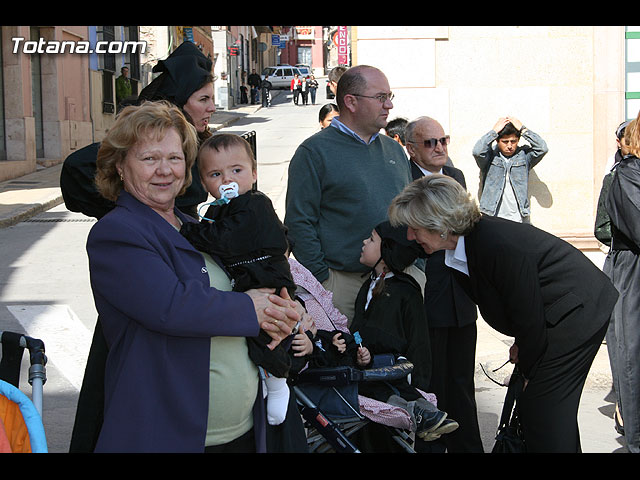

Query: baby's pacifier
<box><xmin>219</xmin><ymin>182</ymin><xmax>239</xmax><ymax>200</ymax></box>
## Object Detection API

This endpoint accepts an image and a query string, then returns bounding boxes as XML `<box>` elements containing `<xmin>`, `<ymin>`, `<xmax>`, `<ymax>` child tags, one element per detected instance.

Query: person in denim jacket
<box><xmin>472</xmin><ymin>117</ymin><xmax>548</xmax><ymax>223</ymax></box>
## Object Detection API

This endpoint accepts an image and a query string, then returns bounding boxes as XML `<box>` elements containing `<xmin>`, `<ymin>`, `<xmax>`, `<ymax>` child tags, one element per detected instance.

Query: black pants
<box><xmin>428</xmin><ymin>322</ymin><xmax>484</xmax><ymax>452</ymax></box>
<box><xmin>518</xmin><ymin>321</ymin><xmax>609</xmax><ymax>452</ymax></box>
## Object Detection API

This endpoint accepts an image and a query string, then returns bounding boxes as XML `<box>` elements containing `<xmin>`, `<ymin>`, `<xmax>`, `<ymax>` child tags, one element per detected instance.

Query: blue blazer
<box><xmin>87</xmin><ymin>191</ymin><xmax>263</xmax><ymax>452</ymax></box>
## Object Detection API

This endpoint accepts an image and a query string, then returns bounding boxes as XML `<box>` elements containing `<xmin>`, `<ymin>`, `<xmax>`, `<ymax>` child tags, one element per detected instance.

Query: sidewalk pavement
<box><xmin>474</xmin><ymin>314</ymin><xmax>613</xmax><ymax>392</ymax></box>
<box><xmin>0</xmin><ymin>99</ymin><xmax>270</xmax><ymax>229</ymax></box>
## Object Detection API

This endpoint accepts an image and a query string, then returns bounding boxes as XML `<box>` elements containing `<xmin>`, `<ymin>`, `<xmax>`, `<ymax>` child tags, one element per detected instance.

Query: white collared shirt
<box><xmin>413</xmin><ymin>161</ymin><xmax>442</xmax><ymax>177</ymax></box>
<box><xmin>444</xmin><ymin>235</ymin><xmax>469</xmax><ymax>276</ymax></box>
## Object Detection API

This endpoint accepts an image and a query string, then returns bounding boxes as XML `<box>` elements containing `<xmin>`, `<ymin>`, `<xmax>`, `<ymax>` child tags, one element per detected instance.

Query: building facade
<box><xmin>0</xmin><ymin>25</ymin><xmax>284</xmax><ymax>184</ymax></box>
<box><xmin>0</xmin><ymin>26</ymin><xmax>93</xmax><ymax>181</ymax></box>
<box><xmin>0</xmin><ymin>25</ymin><xmax>217</xmax><ymax>182</ymax></box>
<box><xmin>211</xmin><ymin>26</ymin><xmax>282</xmax><ymax>110</ymax></box>
<box><xmin>350</xmin><ymin>25</ymin><xmax>639</xmax><ymax>252</ymax></box>
<box><xmin>278</xmin><ymin>26</ymin><xmax>325</xmax><ymax>76</ymax></box>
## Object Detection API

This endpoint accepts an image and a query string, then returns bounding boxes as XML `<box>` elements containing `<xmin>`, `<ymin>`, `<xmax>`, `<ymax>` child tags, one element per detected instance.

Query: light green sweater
<box><xmin>202</xmin><ymin>253</ymin><xmax>258</xmax><ymax>447</ymax></box>
<box><xmin>285</xmin><ymin>125</ymin><xmax>411</xmax><ymax>281</ymax></box>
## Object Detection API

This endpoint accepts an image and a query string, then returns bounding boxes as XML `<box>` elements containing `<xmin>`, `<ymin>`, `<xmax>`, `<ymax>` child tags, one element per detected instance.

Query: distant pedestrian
<box><xmin>261</xmin><ymin>76</ymin><xmax>272</xmax><ymax>108</ymax></box>
<box><xmin>248</xmin><ymin>69</ymin><xmax>261</xmax><ymax>104</ymax></box>
<box><xmin>240</xmin><ymin>83</ymin><xmax>249</xmax><ymax>104</ymax></box>
<box><xmin>291</xmin><ymin>73</ymin><xmax>301</xmax><ymax>105</ymax></box>
<box><xmin>300</xmin><ymin>76</ymin><xmax>309</xmax><ymax>105</ymax></box>
<box><xmin>308</xmin><ymin>75</ymin><xmax>319</xmax><ymax>105</ymax></box>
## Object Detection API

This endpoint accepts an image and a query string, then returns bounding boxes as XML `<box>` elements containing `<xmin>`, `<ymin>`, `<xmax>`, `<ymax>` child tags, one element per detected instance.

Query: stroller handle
<box><xmin>1</xmin><ymin>331</ymin><xmax>47</xmax><ymax>417</ymax></box>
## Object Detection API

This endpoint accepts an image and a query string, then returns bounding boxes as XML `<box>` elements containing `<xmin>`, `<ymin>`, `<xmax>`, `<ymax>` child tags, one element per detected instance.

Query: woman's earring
<box><xmin>440</xmin><ymin>232</ymin><xmax>447</xmax><ymax>239</ymax></box>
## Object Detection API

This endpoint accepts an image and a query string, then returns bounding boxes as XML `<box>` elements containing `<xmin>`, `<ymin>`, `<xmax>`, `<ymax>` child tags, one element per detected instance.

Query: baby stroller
<box><xmin>294</xmin><ymin>355</ymin><xmax>426</xmax><ymax>453</ymax></box>
<box><xmin>0</xmin><ymin>331</ymin><xmax>48</xmax><ymax>453</ymax></box>
<box><xmin>289</xmin><ymin>260</ymin><xmax>440</xmax><ymax>453</ymax></box>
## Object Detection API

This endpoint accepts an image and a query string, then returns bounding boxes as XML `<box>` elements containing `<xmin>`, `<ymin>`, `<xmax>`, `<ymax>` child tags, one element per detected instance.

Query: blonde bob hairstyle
<box><xmin>389</xmin><ymin>174</ymin><xmax>481</xmax><ymax>236</ymax></box>
<box><xmin>95</xmin><ymin>101</ymin><xmax>199</xmax><ymax>202</ymax></box>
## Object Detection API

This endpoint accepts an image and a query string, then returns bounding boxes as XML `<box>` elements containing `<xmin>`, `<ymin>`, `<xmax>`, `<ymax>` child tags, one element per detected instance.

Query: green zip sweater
<box><xmin>285</xmin><ymin>125</ymin><xmax>411</xmax><ymax>282</ymax></box>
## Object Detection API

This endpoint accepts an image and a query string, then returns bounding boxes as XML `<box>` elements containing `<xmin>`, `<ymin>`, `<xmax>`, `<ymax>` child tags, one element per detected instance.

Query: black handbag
<box><xmin>492</xmin><ymin>366</ymin><xmax>526</xmax><ymax>453</ymax></box>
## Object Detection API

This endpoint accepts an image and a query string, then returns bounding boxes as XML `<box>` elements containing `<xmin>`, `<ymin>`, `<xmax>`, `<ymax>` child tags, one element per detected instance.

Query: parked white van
<box><xmin>261</xmin><ymin>65</ymin><xmax>302</xmax><ymax>89</ymax></box>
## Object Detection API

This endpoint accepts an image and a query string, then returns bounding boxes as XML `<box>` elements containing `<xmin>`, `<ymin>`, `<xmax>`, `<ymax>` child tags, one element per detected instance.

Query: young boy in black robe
<box><xmin>336</xmin><ymin>221</ymin><xmax>459</xmax><ymax>441</ymax></box>
<box><xmin>180</xmin><ymin>133</ymin><xmax>297</xmax><ymax>425</ymax></box>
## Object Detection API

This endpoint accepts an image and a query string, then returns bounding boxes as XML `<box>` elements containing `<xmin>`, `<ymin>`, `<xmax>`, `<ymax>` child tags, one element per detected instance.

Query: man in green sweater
<box><xmin>285</xmin><ymin>65</ymin><xmax>414</xmax><ymax>323</ymax></box>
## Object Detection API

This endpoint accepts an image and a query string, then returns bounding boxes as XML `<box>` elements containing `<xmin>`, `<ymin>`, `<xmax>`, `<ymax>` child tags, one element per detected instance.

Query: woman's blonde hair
<box><xmin>388</xmin><ymin>174</ymin><xmax>481</xmax><ymax>235</ymax></box>
<box><xmin>623</xmin><ymin>110</ymin><xmax>640</xmax><ymax>158</ymax></box>
<box><xmin>95</xmin><ymin>101</ymin><xmax>199</xmax><ymax>202</ymax></box>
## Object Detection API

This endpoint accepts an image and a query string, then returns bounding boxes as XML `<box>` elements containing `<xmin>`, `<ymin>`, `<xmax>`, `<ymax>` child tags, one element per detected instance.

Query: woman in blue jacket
<box><xmin>87</xmin><ymin>101</ymin><xmax>299</xmax><ymax>453</ymax></box>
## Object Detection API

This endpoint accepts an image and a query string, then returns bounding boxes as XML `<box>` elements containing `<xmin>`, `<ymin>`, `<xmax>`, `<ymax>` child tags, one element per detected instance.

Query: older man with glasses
<box><xmin>285</xmin><ymin>65</ymin><xmax>418</xmax><ymax>325</ymax></box>
<box><xmin>403</xmin><ymin>116</ymin><xmax>484</xmax><ymax>453</ymax></box>
<box><xmin>405</xmin><ymin>116</ymin><xmax>458</xmax><ymax>176</ymax></box>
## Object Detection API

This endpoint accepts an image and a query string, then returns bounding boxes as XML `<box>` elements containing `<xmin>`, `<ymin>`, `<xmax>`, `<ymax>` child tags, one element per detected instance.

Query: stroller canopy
<box><xmin>0</xmin><ymin>379</ymin><xmax>47</xmax><ymax>453</ymax></box>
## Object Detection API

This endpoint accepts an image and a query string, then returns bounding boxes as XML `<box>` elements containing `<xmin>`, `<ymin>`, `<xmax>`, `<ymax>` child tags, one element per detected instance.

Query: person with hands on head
<box><xmin>389</xmin><ymin>174</ymin><xmax>618</xmax><ymax>452</ymax></box>
<box><xmin>472</xmin><ymin>116</ymin><xmax>548</xmax><ymax>223</ymax></box>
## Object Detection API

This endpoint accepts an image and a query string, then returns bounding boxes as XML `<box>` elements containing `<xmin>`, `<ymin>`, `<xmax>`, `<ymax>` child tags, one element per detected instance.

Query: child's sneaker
<box><xmin>415</xmin><ymin>408</ymin><xmax>459</xmax><ymax>441</ymax></box>
<box><xmin>420</xmin><ymin>418</ymin><xmax>460</xmax><ymax>441</ymax></box>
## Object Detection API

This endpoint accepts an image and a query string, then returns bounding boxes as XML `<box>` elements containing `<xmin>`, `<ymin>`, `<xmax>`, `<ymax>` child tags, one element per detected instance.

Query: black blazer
<box><xmin>409</xmin><ymin>160</ymin><xmax>478</xmax><ymax>328</ymax></box>
<box><xmin>409</xmin><ymin>159</ymin><xmax>459</xmax><ymax>185</ymax></box>
<box><xmin>457</xmin><ymin>215</ymin><xmax>618</xmax><ymax>379</ymax></box>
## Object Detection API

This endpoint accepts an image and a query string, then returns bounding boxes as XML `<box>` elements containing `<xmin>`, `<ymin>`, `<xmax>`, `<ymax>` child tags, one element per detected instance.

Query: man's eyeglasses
<box><xmin>351</xmin><ymin>92</ymin><xmax>395</xmax><ymax>103</ymax></box>
<box><xmin>408</xmin><ymin>136</ymin><xmax>450</xmax><ymax>149</ymax></box>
